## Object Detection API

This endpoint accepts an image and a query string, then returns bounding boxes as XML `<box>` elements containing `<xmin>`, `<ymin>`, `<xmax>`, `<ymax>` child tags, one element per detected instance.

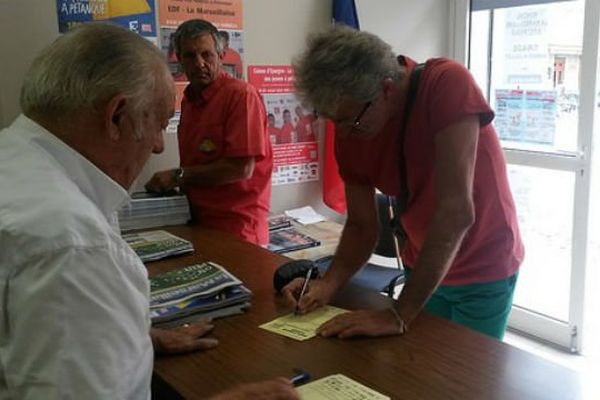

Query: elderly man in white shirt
<box><xmin>0</xmin><ymin>23</ymin><xmax>298</xmax><ymax>400</ymax></box>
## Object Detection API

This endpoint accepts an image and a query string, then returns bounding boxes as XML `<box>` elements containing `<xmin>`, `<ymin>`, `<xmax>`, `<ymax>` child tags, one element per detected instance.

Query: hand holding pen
<box><xmin>294</xmin><ymin>266</ymin><xmax>314</xmax><ymax>315</ymax></box>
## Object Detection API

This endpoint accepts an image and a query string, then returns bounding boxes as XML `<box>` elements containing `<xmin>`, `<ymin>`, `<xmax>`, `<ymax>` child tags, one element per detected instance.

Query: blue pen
<box><xmin>291</xmin><ymin>370</ymin><xmax>311</xmax><ymax>386</ymax></box>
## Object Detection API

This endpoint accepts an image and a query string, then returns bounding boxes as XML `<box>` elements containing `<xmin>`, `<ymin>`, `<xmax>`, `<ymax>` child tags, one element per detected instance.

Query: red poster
<box><xmin>248</xmin><ymin>65</ymin><xmax>319</xmax><ymax>186</ymax></box>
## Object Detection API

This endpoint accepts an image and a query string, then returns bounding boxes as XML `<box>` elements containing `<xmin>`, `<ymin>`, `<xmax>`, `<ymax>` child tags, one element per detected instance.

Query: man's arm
<box><xmin>395</xmin><ymin>115</ymin><xmax>479</xmax><ymax>325</ymax></box>
<box><xmin>283</xmin><ymin>183</ymin><xmax>379</xmax><ymax>312</ymax></box>
<box><xmin>145</xmin><ymin>156</ymin><xmax>254</xmax><ymax>193</ymax></box>
<box><xmin>316</xmin><ymin>115</ymin><xmax>479</xmax><ymax>339</ymax></box>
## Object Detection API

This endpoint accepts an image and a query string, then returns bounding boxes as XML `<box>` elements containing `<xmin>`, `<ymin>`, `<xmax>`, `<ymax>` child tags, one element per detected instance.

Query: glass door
<box><xmin>462</xmin><ymin>0</ymin><xmax>600</xmax><ymax>352</ymax></box>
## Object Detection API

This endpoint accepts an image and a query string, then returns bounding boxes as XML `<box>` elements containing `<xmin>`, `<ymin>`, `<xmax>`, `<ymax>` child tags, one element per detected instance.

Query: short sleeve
<box><xmin>424</xmin><ymin>60</ymin><xmax>494</xmax><ymax>134</ymax></box>
<box><xmin>223</xmin><ymin>83</ymin><xmax>268</xmax><ymax>160</ymax></box>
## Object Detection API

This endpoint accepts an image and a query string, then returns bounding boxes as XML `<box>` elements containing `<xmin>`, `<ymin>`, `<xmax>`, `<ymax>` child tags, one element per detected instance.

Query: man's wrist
<box><xmin>388</xmin><ymin>307</ymin><xmax>408</xmax><ymax>335</ymax></box>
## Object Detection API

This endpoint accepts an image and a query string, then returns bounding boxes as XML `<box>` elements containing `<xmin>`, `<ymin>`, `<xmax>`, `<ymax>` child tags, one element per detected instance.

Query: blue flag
<box><xmin>333</xmin><ymin>0</ymin><xmax>360</xmax><ymax>29</ymax></box>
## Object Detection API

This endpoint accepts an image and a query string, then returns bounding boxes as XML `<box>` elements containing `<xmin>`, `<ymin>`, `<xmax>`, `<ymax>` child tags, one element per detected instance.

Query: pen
<box><xmin>290</xmin><ymin>370</ymin><xmax>311</xmax><ymax>386</ymax></box>
<box><xmin>294</xmin><ymin>267</ymin><xmax>313</xmax><ymax>315</ymax></box>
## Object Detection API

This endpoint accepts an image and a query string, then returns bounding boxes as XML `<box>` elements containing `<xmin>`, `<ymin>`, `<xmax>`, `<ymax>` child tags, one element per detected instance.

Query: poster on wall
<box><xmin>504</xmin><ymin>6</ymin><xmax>549</xmax><ymax>86</ymax></box>
<box><xmin>248</xmin><ymin>65</ymin><xmax>319</xmax><ymax>186</ymax></box>
<box><xmin>157</xmin><ymin>0</ymin><xmax>244</xmax><ymax>133</ymax></box>
<box><xmin>495</xmin><ymin>89</ymin><xmax>556</xmax><ymax>145</ymax></box>
<box><xmin>56</xmin><ymin>0</ymin><xmax>157</xmax><ymax>41</ymax></box>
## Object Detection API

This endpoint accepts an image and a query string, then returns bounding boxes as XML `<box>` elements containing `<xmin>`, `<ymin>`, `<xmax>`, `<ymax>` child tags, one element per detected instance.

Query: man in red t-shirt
<box><xmin>294</xmin><ymin>106</ymin><xmax>316</xmax><ymax>143</ymax></box>
<box><xmin>145</xmin><ymin>19</ymin><xmax>272</xmax><ymax>246</ymax></box>
<box><xmin>277</xmin><ymin>109</ymin><xmax>294</xmax><ymax>144</ymax></box>
<box><xmin>218</xmin><ymin>30</ymin><xmax>243</xmax><ymax>79</ymax></box>
<box><xmin>283</xmin><ymin>26</ymin><xmax>523</xmax><ymax>340</ymax></box>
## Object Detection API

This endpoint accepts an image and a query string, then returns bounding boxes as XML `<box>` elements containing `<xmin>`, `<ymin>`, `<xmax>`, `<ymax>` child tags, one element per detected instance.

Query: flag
<box><xmin>322</xmin><ymin>0</ymin><xmax>360</xmax><ymax>214</ymax></box>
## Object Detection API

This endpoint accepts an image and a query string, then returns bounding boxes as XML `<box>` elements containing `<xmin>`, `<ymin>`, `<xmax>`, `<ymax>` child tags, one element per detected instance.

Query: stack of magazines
<box><xmin>118</xmin><ymin>191</ymin><xmax>191</xmax><ymax>232</ymax></box>
<box><xmin>149</xmin><ymin>261</ymin><xmax>252</xmax><ymax>327</ymax></box>
<box><xmin>267</xmin><ymin>226</ymin><xmax>321</xmax><ymax>254</ymax></box>
<box><xmin>123</xmin><ymin>230</ymin><xmax>194</xmax><ymax>263</ymax></box>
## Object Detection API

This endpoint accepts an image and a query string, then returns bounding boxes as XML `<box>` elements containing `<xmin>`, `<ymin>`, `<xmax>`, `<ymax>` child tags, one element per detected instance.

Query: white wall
<box><xmin>0</xmin><ymin>0</ymin><xmax>59</xmax><ymax>127</ymax></box>
<box><xmin>356</xmin><ymin>0</ymin><xmax>450</xmax><ymax>61</ymax></box>
<box><xmin>0</xmin><ymin>0</ymin><xmax>450</xmax><ymax>220</ymax></box>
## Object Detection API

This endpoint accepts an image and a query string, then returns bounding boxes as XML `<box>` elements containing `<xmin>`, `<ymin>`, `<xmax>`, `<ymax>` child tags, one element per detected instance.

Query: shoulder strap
<box><xmin>397</xmin><ymin>62</ymin><xmax>425</xmax><ymax>213</ymax></box>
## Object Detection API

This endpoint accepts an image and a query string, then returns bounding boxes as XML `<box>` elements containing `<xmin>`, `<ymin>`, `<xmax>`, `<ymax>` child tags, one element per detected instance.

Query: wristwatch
<box><xmin>174</xmin><ymin>167</ymin><xmax>185</xmax><ymax>186</ymax></box>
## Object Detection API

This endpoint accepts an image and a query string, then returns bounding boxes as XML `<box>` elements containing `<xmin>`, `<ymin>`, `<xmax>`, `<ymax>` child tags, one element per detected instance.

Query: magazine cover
<box><xmin>123</xmin><ymin>230</ymin><xmax>193</xmax><ymax>262</ymax></box>
<box><xmin>150</xmin><ymin>285</ymin><xmax>252</xmax><ymax>324</ymax></box>
<box><xmin>268</xmin><ymin>214</ymin><xmax>293</xmax><ymax>231</ymax></box>
<box><xmin>267</xmin><ymin>227</ymin><xmax>321</xmax><ymax>254</ymax></box>
<box><xmin>150</xmin><ymin>262</ymin><xmax>243</xmax><ymax>308</ymax></box>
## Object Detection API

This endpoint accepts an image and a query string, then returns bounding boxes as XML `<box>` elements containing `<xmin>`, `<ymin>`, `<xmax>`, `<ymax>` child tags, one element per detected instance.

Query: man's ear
<box><xmin>105</xmin><ymin>94</ymin><xmax>128</xmax><ymax>141</ymax></box>
<box><xmin>382</xmin><ymin>77</ymin><xmax>395</xmax><ymax>100</ymax></box>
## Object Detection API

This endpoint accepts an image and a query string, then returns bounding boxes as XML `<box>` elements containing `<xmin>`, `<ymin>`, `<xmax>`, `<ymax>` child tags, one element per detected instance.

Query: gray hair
<box><xmin>20</xmin><ymin>22</ymin><xmax>169</xmax><ymax>129</ymax></box>
<box><xmin>173</xmin><ymin>19</ymin><xmax>224</xmax><ymax>58</ymax></box>
<box><xmin>293</xmin><ymin>25</ymin><xmax>402</xmax><ymax>117</ymax></box>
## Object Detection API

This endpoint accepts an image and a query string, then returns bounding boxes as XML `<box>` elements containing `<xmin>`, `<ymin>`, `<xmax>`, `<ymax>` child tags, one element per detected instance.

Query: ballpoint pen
<box><xmin>290</xmin><ymin>369</ymin><xmax>311</xmax><ymax>386</ymax></box>
<box><xmin>294</xmin><ymin>267</ymin><xmax>314</xmax><ymax>315</ymax></box>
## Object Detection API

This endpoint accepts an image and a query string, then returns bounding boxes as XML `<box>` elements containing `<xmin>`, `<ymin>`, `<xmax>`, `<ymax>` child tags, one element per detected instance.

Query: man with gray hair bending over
<box><xmin>283</xmin><ymin>26</ymin><xmax>523</xmax><ymax>341</ymax></box>
<box><xmin>0</xmin><ymin>23</ymin><xmax>297</xmax><ymax>399</ymax></box>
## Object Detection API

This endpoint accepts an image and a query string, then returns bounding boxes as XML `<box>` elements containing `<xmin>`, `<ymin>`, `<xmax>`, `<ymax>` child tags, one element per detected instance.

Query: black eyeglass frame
<box><xmin>352</xmin><ymin>101</ymin><xmax>373</xmax><ymax>128</ymax></box>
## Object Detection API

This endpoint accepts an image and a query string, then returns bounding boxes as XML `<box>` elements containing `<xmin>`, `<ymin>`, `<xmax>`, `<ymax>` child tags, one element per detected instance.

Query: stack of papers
<box><xmin>123</xmin><ymin>230</ymin><xmax>193</xmax><ymax>262</ymax></box>
<box><xmin>284</xmin><ymin>206</ymin><xmax>326</xmax><ymax>225</ymax></box>
<box><xmin>118</xmin><ymin>191</ymin><xmax>191</xmax><ymax>232</ymax></box>
<box><xmin>149</xmin><ymin>261</ymin><xmax>251</xmax><ymax>327</ymax></box>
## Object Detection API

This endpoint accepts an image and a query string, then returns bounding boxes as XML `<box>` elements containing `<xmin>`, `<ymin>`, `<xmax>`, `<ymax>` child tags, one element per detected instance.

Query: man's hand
<box><xmin>281</xmin><ymin>278</ymin><xmax>336</xmax><ymax>315</ymax></box>
<box><xmin>210</xmin><ymin>378</ymin><xmax>299</xmax><ymax>400</ymax></box>
<box><xmin>317</xmin><ymin>309</ymin><xmax>404</xmax><ymax>339</ymax></box>
<box><xmin>151</xmin><ymin>319</ymin><xmax>219</xmax><ymax>356</ymax></box>
<box><xmin>145</xmin><ymin>169</ymin><xmax>177</xmax><ymax>193</ymax></box>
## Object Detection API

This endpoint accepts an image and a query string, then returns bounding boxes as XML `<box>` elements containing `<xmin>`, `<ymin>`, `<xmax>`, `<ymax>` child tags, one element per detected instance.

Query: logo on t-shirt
<box><xmin>199</xmin><ymin>138</ymin><xmax>217</xmax><ymax>153</ymax></box>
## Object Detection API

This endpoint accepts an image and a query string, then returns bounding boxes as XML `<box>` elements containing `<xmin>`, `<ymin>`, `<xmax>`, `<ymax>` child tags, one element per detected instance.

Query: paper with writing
<box><xmin>259</xmin><ymin>306</ymin><xmax>347</xmax><ymax>341</ymax></box>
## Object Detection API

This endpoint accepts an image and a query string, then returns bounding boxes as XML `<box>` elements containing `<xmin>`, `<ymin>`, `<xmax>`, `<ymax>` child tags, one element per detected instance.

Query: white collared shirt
<box><xmin>0</xmin><ymin>115</ymin><xmax>152</xmax><ymax>399</ymax></box>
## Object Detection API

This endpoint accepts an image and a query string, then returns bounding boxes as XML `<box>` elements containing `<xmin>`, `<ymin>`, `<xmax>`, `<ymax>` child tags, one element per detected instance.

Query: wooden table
<box><xmin>150</xmin><ymin>225</ymin><xmax>584</xmax><ymax>400</ymax></box>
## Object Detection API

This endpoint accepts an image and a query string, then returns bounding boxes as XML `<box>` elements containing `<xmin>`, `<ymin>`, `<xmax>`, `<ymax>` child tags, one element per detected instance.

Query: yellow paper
<box><xmin>259</xmin><ymin>306</ymin><xmax>347</xmax><ymax>341</ymax></box>
<box><xmin>298</xmin><ymin>374</ymin><xmax>390</xmax><ymax>400</ymax></box>
<box><xmin>92</xmin><ymin>0</ymin><xmax>151</xmax><ymax>20</ymax></box>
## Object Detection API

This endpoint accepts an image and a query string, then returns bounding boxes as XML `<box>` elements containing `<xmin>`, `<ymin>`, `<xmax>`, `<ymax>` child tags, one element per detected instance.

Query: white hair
<box><xmin>293</xmin><ymin>25</ymin><xmax>403</xmax><ymax>117</ymax></box>
<box><xmin>20</xmin><ymin>22</ymin><xmax>169</xmax><ymax>136</ymax></box>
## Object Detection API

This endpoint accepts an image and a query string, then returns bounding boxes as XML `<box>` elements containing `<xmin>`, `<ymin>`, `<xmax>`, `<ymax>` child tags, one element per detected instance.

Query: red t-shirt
<box><xmin>278</xmin><ymin>123</ymin><xmax>294</xmax><ymax>144</ymax></box>
<box><xmin>335</xmin><ymin>57</ymin><xmax>524</xmax><ymax>285</ymax></box>
<box><xmin>295</xmin><ymin>114</ymin><xmax>317</xmax><ymax>142</ymax></box>
<box><xmin>222</xmin><ymin>48</ymin><xmax>243</xmax><ymax>79</ymax></box>
<box><xmin>178</xmin><ymin>73</ymin><xmax>272</xmax><ymax>245</ymax></box>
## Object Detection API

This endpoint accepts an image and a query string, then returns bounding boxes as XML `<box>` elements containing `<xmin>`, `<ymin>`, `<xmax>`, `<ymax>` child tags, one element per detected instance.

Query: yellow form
<box><xmin>298</xmin><ymin>374</ymin><xmax>390</xmax><ymax>400</ymax></box>
<box><xmin>259</xmin><ymin>306</ymin><xmax>347</xmax><ymax>341</ymax></box>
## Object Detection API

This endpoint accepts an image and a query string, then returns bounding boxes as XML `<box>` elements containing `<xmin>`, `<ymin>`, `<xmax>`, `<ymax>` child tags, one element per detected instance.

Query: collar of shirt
<box><xmin>10</xmin><ymin>115</ymin><xmax>129</xmax><ymax>221</ymax></box>
<box><xmin>184</xmin><ymin>72</ymin><xmax>232</xmax><ymax>105</ymax></box>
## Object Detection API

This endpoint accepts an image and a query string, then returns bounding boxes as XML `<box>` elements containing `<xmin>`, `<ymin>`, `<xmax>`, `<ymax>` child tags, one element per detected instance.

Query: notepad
<box><xmin>297</xmin><ymin>374</ymin><xmax>390</xmax><ymax>399</ymax></box>
<box><xmin>259</xmin><ymin>305</ymin><xmax>347</xmax><ymax>341</ymax></box>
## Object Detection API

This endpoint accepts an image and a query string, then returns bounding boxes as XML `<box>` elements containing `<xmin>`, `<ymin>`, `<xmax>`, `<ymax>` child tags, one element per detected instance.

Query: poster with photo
<box><xmin>56</xmin><ymin>0</ymin><xmax>157</xmax><ymax>41</ymax></box>
<box><xmin>248</xmin><ymin>65</ymin><xmax>319</xmax><ymax>186</ymax></box>
<box><xmin>157</xmin><ymin>0</ymin><xmax>244</xmax><ymax>132</ymax></box>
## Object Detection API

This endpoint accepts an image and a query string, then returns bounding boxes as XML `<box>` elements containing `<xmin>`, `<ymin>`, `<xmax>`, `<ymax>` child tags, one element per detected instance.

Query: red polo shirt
<box><xmin>335</xmin><ymin>57</ymin><xmax>524</xmax><ymax>285</ymax></box>
<box><xmin>295</xmin><ymin>114</ymin><xmax>317</xmax><ymax>142</ymax></box>
<box><xmin>178</xmin><ymin>73</ymin><xmax>272</xmax><ymax>245</ymax></box>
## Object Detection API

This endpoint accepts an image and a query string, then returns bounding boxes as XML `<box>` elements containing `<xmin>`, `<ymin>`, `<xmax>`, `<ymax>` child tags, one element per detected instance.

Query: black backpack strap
<box><xmin>393</xmin><ymin>61</ymin><xmax>425</xmax><ymax>245</ymax></box>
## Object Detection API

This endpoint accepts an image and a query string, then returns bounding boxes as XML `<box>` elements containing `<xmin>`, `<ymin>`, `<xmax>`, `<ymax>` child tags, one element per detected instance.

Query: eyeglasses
<box><xmin>352</xmin><ymin>101</ymin><xmax>373</xmax><ymax>129</ymax></box>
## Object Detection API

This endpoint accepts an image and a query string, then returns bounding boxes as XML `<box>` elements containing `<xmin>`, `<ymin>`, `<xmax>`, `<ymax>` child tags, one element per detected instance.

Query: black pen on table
<box><xmin>294</xmin><ymin>267</ymin><xmax>314</xmax><ymax>315</ymax></box>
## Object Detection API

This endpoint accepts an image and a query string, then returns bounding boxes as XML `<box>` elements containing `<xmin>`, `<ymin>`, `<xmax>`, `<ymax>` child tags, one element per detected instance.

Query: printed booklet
<box><xmin>149</xmin><ymin>261</ymin><xmax>252</xmax><ymax>326</ymax></box>
<box><xmin>267</xmin><ymin>226</ymin><xmax>321</xmax><ymax>254</ymax></box>
<box><xmin>123</xmin><ymin>230</ymin><xmax>193</xmax><ymax>262</ymax></box>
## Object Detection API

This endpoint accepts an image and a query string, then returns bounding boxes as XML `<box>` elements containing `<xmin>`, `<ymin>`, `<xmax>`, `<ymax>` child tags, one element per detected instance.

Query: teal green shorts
<box><xmin>403</xmin><ymin>268</ymin><xmax>518</xmax><ymax>340</ymax></box>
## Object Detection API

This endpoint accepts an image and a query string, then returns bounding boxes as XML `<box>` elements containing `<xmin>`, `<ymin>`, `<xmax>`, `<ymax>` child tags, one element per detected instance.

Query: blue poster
<box><xmin>57</xmin><ymin>0</ymin><xmax>157</xmax><ymax>38</ymax></box>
